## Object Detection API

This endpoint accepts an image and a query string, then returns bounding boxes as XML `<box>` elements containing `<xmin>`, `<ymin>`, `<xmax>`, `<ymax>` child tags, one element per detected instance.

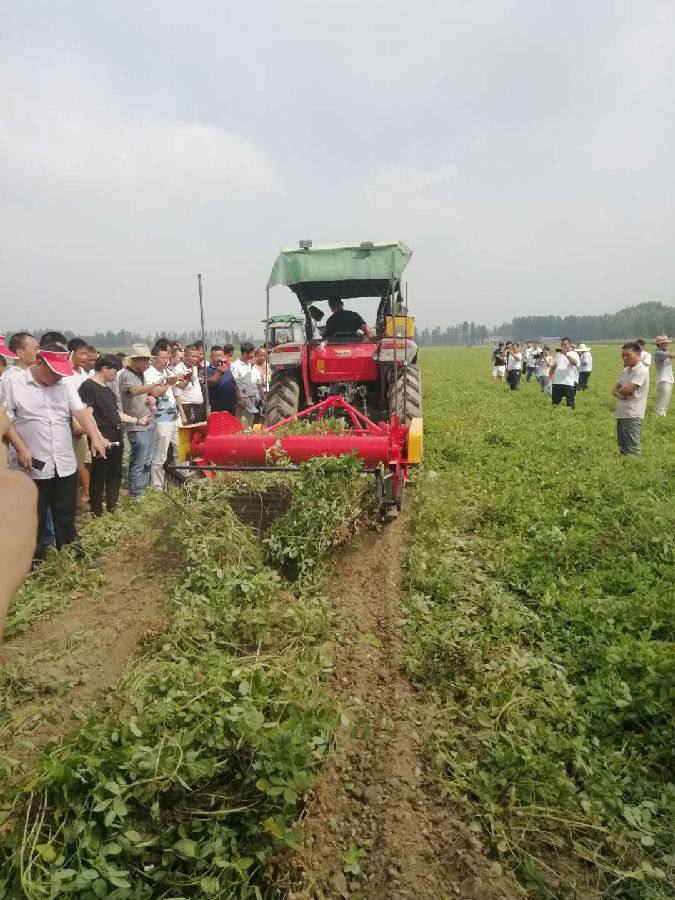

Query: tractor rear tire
<box><xmin>267</xmin><ymin>372</ymin><xmax>301</xmax><ymax>425</ymax></box>
<box><xmin>388</xmin><ymin>364</ymin><xmax>422</xmax><ymax>426</ymax></box>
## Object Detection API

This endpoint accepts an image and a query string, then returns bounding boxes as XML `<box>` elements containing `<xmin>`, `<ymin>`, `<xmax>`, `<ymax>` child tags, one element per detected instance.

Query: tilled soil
<box><xmin>0</xmin><ymin>536</ymin><xmax>175</xmax><ymax>763</ymax></box>
<box><xmin>285</xmin><ymin>519</ymin><xmax>523</xmax><ymax>900</ymax></box>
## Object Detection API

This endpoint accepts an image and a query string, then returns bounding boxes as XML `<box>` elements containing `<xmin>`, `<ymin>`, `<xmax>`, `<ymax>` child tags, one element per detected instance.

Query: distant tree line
<box><xmin>414</xmin><ymin>321</ymin><xmax>490</xmax><ymax>346</ymax></box>
<box><xmin>414</xmin><ymin>301</ymin><xmax>674</xmax><ymax>346</ymax></box>
<box><xmin>494</xmin><ymin>302</ymin><xmax>675</xmax><ymax>343</ymax></box>
<box><xmin>11</xmin><ymin>328</ymin><xmax>257</xmax><ymax>349</ymax></box>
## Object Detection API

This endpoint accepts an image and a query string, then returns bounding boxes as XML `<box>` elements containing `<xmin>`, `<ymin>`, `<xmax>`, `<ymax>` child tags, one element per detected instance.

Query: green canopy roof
<box><xmin>266</xmin><ymin>314</ymin><xmax>305</xmax><ymax>324</ymax></box>
<box><xmin>267</xmin><ymin>241</ymin><xmax>413</xmax><ymax>303</ymax></box>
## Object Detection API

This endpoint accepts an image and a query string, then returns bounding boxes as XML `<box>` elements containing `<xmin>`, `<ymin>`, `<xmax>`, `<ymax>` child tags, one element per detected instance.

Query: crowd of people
<box><xmin>0</xmin><ymin>330</ymin><xmax>271</xmax><ymax>567</ymax></box>
<box><xmin>490</xmin><ymin>335</ymin><xmax>674</xmax><ymax>455</ymax></box>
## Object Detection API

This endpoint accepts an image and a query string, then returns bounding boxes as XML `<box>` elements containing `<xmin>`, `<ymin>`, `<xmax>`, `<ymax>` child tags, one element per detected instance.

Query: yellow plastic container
<box><xmin>385</xmin><ymin>315</ymin><xmax>415</xmax><ymax>338</ymax></box>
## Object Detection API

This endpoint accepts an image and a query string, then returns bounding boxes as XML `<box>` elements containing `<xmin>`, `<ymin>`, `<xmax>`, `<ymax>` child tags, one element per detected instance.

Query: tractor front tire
<box><xmin>388</xmin><ymin>364</ymin><xmax>422</xmax><ymax>426</ymax></box>
<box><xmin>267</xmin><ymin>372</ymin><xmax>301</xmax><ymax>425</ymax></box>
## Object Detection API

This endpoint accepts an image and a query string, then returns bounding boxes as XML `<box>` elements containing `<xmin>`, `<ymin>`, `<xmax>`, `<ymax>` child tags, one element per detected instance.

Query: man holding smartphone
<box><xmin>145</xmin><ymin>344</ymin><xmax>184</xmax><ymax>490</ymax></box>
<box><xmin>546</xmin><ymin>338</ymin><xmax>580</xmax><ymax>408</ymax></box>
<box><xmin>206</xmin><ymin>346</ymin><xmax>237</xmax><ymax>415</ymax></box>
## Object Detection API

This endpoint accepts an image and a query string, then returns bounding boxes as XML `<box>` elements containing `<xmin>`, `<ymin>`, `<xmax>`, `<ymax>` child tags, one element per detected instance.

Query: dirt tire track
<box><xmin>286</xmin><ymin>519</ymin><xmax>522</xmax><ymax>900</ymax></box>
<box><xmin>0</xmin><ymin>536</ymin><xmax>176</xmax><ymax>763</ymax></box>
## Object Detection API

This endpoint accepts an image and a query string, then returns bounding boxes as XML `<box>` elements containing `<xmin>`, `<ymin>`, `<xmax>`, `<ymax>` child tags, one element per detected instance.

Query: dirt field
<box><xmin>0</xmin><ymin>536</ymin><xmax>175</xmax><ymax>764</ymax></box>
<box><xmin>284</xmin><ymin>519</ymin><xmax>522</xmax><ymax>900</ymax></box>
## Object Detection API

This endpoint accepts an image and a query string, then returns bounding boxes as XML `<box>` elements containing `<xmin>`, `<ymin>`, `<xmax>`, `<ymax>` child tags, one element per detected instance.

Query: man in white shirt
<box><xmin>612</xmin><ymin>342</ymin><xmax>650</xmax><ymax>455</ymax></box>
<box><xmin>637</xmin><ymin>340</ymin><xmax>652</xmax><ymax>368</ymax></box>
<box><xmin>576</xmin><ymin>344</ymin><xmax>593</xmax><ymax>391</ymax></box>
<box><xmin>653</xmin><ymin>335</ymin><xmax>674</xmax><ymax>417</ymax></box>
<box><xmin>175</xmin><ymin>344</ymin><xmax>205</xmax><ymax>424</ymax></box>
<box><xmin>526</xmin><ymin>342</ymin><xmax>540</xmax><ymax>382</ymax></box>
<box><xmin>231</xmin><ymin>342</ymin><xmax>259</xmax><ymax>425</ymax></box>
<box><xmin>2</xmin><ymin>347</ymin><xmax>108</xmax><ymax>562</ymax></box>
<box><xmin>0</xmin><ymin>333</ymin><xmax>39</xmax><ymax>408</ymax></box>
<box><xmin>505</xmin><ymin>342</ymin><xmax>522</xmax><ymax>391</ymax></box>
<box><xmin>145</xmin><ymin>345</ymin><xmax>182</xmax><ymax>489</ymax></box>
<box><xmin>546</xmin><ymin>338</ymin><xmax>580</xmax><ymax>408</ymax></box>
<box><xmin>67</xmin><ymin>338</ymin><xmax>93</xmax><ymax>509</ymax></box>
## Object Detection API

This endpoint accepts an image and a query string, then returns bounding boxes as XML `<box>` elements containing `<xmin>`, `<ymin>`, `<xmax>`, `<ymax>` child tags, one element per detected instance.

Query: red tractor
<box><xmin>174</xmin><ymin>240</ymin><xmax>423</xmax><ymax>519</ymax></box>
<box><xmin>265</xmin><ymin>240</ymin><xmax>422</xmax><ymax>427</ymax></box>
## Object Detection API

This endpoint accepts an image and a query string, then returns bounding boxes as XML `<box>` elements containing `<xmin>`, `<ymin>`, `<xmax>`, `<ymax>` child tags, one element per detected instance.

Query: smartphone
<box><xmin>32</xmin><ymin>458</ymin><xmax>46</xmax><ymax>471</ymax></box>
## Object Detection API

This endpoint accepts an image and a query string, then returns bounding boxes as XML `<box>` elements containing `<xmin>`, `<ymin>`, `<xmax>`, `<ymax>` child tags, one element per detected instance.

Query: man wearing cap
<box><xmin>612</xmin><ymin>342</ymin><xmax>650</xmax><ymax>455</ymax></box>
<box><xmin>118</xmin><ymin>344</ymin><xmax>160</xmax><ymax>499</ymax></box>
<box><xmin>0</xmin><ymin>333</ymin><xmax>39</xmax><ymax>398</ymax></box>
<box><xmin>576</xmin><ymin>344</ymin><xmax>593</xmax><ymax>391</ymax></box>
<box><xmin>546</xmin><ymin>338</ymin><xmax>580</xmax><ymax>408</ymax></box>
<box><xmin>1</xmin><ymin>345</ymin><xmax>109</xmax><ymax>561</ymax></box>
<box><xmin>653</xmin><ymin>335</ymin><xmax>674</xmax><ymax>417</ymax></box>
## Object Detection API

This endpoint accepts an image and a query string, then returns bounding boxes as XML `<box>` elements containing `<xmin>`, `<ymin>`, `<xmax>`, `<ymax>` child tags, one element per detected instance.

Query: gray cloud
<box><xmin>1</xmin><ymin>0</ymin><xmax>673</xmax><ymax>335</ymax></box>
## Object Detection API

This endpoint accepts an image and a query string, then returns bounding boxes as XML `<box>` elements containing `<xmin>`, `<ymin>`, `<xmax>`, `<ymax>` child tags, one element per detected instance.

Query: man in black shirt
<box><xmin>79</xmin><ymin>355</ymin><xmax>151</xmax><ymax>515</ymax></box>
<box><xmin>324</xmin><ymin>298</ymin><xmax>374</xmax><ymax>339</ymax></box>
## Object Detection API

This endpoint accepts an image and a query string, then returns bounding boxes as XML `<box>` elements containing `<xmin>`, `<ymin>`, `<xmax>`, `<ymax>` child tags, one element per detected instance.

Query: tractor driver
<box><xmin>325</xmin><ymin>297</ymin><xmax>374</xmax><ymax>340</ymax></box>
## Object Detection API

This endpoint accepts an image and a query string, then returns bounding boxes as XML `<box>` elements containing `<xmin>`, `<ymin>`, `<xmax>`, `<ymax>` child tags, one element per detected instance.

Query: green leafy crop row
<box><xmin>403</xmin><ymin>347</ymin><xmax>675</xmax><ymax>900</ymax></box>
<box><xmin>0</xmin><ymin>456</ymin><xmax>367</xmax><ymax>899</ymax></box>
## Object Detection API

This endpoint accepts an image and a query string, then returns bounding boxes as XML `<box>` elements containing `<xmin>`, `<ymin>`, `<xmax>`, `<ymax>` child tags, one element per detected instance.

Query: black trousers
<box><xmin>552</xmin><ymin>384</ymin><xmax>576</xmax><ymax>408</ymax></box>
<box><xmin>89</xmin><ymin>440</ymin><xmax>123</xmax><ymax>516</ymax></box>
<box><xmin>35</xmin><ymin>472</ymin><xmax>80</xmax><ymax>560</ymax></box>
<box><xmin>183</xmin><ymin>402</ymin><xmax>205</xmax><ymax>424</ymax></box>
<box><xmin>578</xmin><ymin>371</ymin><xmax>591</xmax><ymax>390</ymax></box>
<box><xmin>506</xmin><ymin>369</ymin><xmax>521</xmax><ymax>391</ymax></box>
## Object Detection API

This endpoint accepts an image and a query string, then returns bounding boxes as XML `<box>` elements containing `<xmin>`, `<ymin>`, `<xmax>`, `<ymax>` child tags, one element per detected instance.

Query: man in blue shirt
<box><xmin>207</xmin><ymin>346</ymin><xmax>237</xmax><ymax>414</ymax></box>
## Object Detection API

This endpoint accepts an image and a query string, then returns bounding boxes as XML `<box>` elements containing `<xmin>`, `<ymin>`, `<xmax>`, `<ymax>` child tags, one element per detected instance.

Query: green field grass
<box><xmin>405</xmin><ymin>345</ymin><xmax>674</xmax><ymax>899</ymax></box>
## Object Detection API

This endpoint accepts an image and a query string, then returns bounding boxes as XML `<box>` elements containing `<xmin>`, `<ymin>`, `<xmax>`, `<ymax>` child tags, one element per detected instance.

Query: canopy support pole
<box><xmin>198</xmin><ymin>273</ymin><xmax>210</xmax><ymax>420</ymax></box>
<box><xmin>264</xmin><ymin>285</ymin><xmax>270</xmax><ymax>425</ymax></box>
<box><xmin>403</xmin><ymin>280</ymin><xmax>408</xmax><ymax>425</ymax></box>
<box><xmin>391</xmin><ymin>275</ymin><xmax>398</xmax><ymax>420</ymax></box>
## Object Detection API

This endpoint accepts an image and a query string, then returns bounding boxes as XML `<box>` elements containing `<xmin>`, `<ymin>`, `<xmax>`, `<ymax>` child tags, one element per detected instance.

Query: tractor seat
<box><xmin>325</xmin><ymin>332</ymin><xmax>367</xmax><ymax>344</ymax></box>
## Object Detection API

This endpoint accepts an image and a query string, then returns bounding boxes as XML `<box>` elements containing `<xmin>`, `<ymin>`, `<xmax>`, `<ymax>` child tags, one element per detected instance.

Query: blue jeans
<box><xmin>536</xmin><ymin>374</ymin><xmax>552</xmax><ymax>395</ymax></box>
<box><xmin>526</xmin><ymin>366</ymin><xmax>536</xmax><ymax>382</ymax></box>
<box><xmin>44</xmin><ymin>506</ymin><xmax>56</xmax><ymax>547</ymax></box>
<box><xmin>127</xmin><ymin>428</ymin><xmax>156</xmax><ymax>497</ymax></box>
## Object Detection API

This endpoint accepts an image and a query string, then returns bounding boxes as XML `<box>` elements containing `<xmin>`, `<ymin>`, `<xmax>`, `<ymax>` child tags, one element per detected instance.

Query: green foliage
<box><xmin>270</xmin><ymin>417</ymin><xmax>347</xmax><ymax>437</ymax></box>
<box><xmin>404</xmin><ymin>346</ymin><xmax>675</xmax><ymax>899</ymax></box>
<box><xmin>0</xmin><ymin>460</ymin><xmax>366</xmax><ymax>899</ymax></box>
<box><xmin>264</xmin><ymin>454</ymin><xmax>371</xmax><ymax>578</ymax></box>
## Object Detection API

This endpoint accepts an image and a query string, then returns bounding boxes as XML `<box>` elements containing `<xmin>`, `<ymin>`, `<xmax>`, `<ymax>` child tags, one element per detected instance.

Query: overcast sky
<box><xmin>2</xmin><ymin>0</ymin><xmax>673</xmax><ymax>335</ymax></box>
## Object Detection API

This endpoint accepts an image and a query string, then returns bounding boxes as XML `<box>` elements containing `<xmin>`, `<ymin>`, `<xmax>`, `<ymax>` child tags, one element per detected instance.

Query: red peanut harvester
<box><xmin>176</xmin><ymin>240</ymin><xmax>423</xmax><ymax>519</ymax></box>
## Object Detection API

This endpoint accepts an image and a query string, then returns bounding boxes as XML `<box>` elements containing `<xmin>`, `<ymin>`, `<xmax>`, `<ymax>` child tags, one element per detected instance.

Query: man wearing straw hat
<box><xmin>118</xmin><ymin>343</ymin><xmax>159</xmax><ymax>500</ymax></box>
<box><xmin>653</xmin><ymin>335</ymin><xmax>674</xmax><ymax>417</ymax></box>
<box><xmin>576</xmin><ymin>344</ymin><xmax>593</xmax><ymax>391</ymax></box>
